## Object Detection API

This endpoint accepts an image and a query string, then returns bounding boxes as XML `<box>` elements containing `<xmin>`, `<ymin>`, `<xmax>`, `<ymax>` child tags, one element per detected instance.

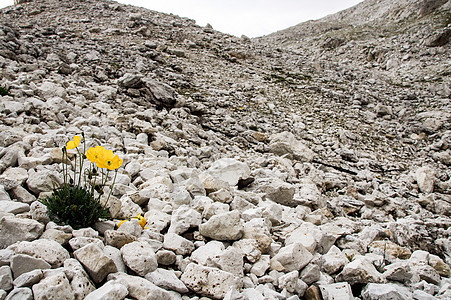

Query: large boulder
<box><xmin>269</xmin><ymin>131</ymin><xmax>314</xmax><ymax>162</ymax></box>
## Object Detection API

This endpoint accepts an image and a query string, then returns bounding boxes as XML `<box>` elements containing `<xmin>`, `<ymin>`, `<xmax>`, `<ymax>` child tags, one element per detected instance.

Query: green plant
<box><xmin>41</xmin><ymin>184</ymin><xmax>110</xmax><ymax>229</ymax></box>
<box><xmin>41</xmin><ymin>134</ymin><xmax>123</xmax><ymax>229</ymax></box>
<box><xmin>0</xmin><ymin>84</ymin><xmax>11</xmax><ymax>96</ymax></box>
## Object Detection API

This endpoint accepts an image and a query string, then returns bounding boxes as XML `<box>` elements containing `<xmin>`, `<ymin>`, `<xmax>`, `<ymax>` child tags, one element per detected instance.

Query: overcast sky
<box><xmin>0</xmin><ymin>0</ymin><xmax>364</xmax><ymax>37</ymax></box>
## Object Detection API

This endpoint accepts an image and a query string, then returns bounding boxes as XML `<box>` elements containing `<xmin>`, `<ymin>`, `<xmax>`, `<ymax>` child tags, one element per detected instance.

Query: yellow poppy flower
<box><xmin>134</xmin><ymin>214</ymin><xmax>146</xmax><ymax>229</ymax></box>
<box><xmin>66</xmin><ymin>135</ymin><xmax>81</xmax><ymax>150</ymax></box>
<box><xmin>86</xmin><ymin>146</ymin><xmax>106</xmax><ymax>163</ymax></box>
<box><xmin>117</xmin><ymin>220</ymin><xmax>127</xmax><ymax>228</ymax></box>
<box><xmin>97</xmin><ymin>149</ymin><xmax>122</xmax><ymax>170</ymax></box>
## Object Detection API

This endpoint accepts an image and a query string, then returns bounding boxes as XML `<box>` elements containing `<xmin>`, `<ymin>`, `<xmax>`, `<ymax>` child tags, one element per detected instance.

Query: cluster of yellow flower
<box><xmin>66</xmin><ymin>136</ymin><xmax>123</xmax><ymax>170</ymax></box>
<box><xmin>118</xmin><ymin>213</ymin><xmax>147</xmax><ymax>229</ymax></box>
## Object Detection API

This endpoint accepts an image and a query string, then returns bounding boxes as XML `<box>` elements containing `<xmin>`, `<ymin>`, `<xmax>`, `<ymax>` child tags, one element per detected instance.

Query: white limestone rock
<box><xmin>250</xmin><ymin>255</ymin><xmax>271</xmax><ymax>277</ymax></box>
<box><xmin>85</xmin><ymin>280</ymin><xmax>128</xmax><ymax>300</ymax></box>
<box><xmin>271</xmin><ymin>243</ymin><xmax>313</xmax><ymax>272</ymax></box>
<box><xmin>199</xmin><ymin>210</ymin><xmax>244</xmax><ymax>241</ymax></box>
<box><xmin>207</xmin><ymin>158</ymin><xmax>251</xmax><ymax>186</ymax></box>
<box><xmin>145</xmin><ymin>268</ymin><xmax>189</xmax><ymax>293</ymax></box>
<box><xmin>4</xmin><ymin>287</ymin><xmax>33</xmax><ymax>300</ymax></box>
<box><xmin>73</xmin><ymin>244</ymin><xmax>117</xmax><ymax>283</ymax></box>
<box><xmin>0</xmin><ymin>266</ymin><xmax>12</xmax><ymax>291</ymax></box>
<box><xmin>120</xmin><ymin>241</ymin><xmax>158</xmax><ymax>276</ymax></box>
<box><xmin>0</xmin><ymin>201</ymin><xmax>29</xmax><ymax>215</ymax></box>
<box><xmin>10</xmin><ymin>254</ymin><xmax>51</xmax><ymax>279</ymax></box>
<box><xmin>361</xmin><ymin>283</ymin><xmax>412</xmax><ymax>300</ymax></box>
<box><xmin>15</xmin><ymin>239</ymin><xmax>69</xmax><ymax>268</ymax></box>
<box><xmin>233</xmin><ymin>239</ymin><xmax>261</xmax><ymax>263</ymax></box>
<box><xmin>336</xmin><ymin>257</ymin><xmax>384</xmax><ymax>285</ymax></box>
<box><xmin>167</xmin><ymin>205</ymin><xmax>202</xmax><ymax>235</ymax></box>
<box><xmin>12</xmin><ymin>269</ymin><xmax>43</xmax><ymax>287</ymax></box>
<box><xmin>107</xmin><ymin>272</ymin><xmax>172</xmax><ymax>300</ymax></box>
<box><xmin>0</xmin><ymin>216</ymin><xmax>44</xmax><ymax>248</ymax></box>
<box><xmin>415</xmin><ymin>166</ymin><xmax>435</xmax><ymax>194</ymax></box>
<box><xmin>319</xmin><ymin>282</ymin><xmax>354</xmax><ymax>300</ymax></box>
<box><xmin>262</xmin><ymin>178</ymin><xmax>297</xmax><ymax>207</ymax></box>
<box><xmin>269</xmin><ymin>131</ymin><xmax>314</xmax><ymax>162</ymax></box>
<box><xmin>104</xmin><ymin>230</ymin><xmax>137</xmax><ymax>249</ymax></box>
<box><xmin>104</xmin><ymin>245</ymin><xmax>127</xmax><ymax>273</ymax></box>
<box><xmin>209</xmin><ymin>246</ymin><xmax>244</xmax><ymax>276</ymax></box>
<box><xmin>191</xmin><ymin>241</ymin><xmax>225</xmax><ymax>265</ymax></box>
<box><xmin>163</xmin><ymin>232</ymin><xmax>195</xmax><ymax>256</ymax></box>
<box><xmin>181</xmin><ymin>263</ymin><xmax>243</xmax><ymax>299</ymax></box>
<box><xmin>278</xmin><ymin>271</ymin><xmax>308</xmax><ymax>295</ymax></box>
<box><xmin>321</xmin><ymin>245</ymin><xmax>349</xmax><ymax>274</ymax></box>
<box><xmin>32</xmin><ymin>272</ymin><xmax>74</xmax><ymax>300</ymax></box>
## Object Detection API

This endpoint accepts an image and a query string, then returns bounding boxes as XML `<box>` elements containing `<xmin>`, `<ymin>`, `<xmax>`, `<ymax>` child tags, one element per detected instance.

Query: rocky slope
<box><xmin>0</xmin><ymin>0</ymin><xmax>450</xmax><ymax>299</ymax></box>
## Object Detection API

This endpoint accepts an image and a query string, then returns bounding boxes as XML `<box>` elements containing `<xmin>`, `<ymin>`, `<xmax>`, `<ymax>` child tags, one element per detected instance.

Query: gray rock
<box><xmin>191</xmin><ymin>241</ymin><xmax>225</xmax><ymax>265</ymax></box>
<box><xmin>11</xmin><ymin>187</ymin><xmax>35</xmax><ymax>204</ymax></box>
<box><xmin>181</xmin><ymin>263</ymin><xmax>243</xmax><ymax>299</ymax></box>
<box><xmin>319</xmin><ymin>282</ymin><xmax>354</xmax><ymax>300</ymax></box>
<box><xmin>10</xmin><ymin>254</ymin><xmax>50</xmax><ymax>279</ymax></box>
<box><xmin>300</xmin><ymin>263</ymin><xmax>321</xmax><ymax>285</ymax></box>
<box><xmin>85</xmin><ymin>280</ymin><xmax>128</xmax><ymax>300</ymax></box>
<box><xmin>104</xmin><ymin>230</ymin><xmax>137</xmax><ymax>249</ymax></box>
<box><xmin>0</xmin><ymin>216</ymin><xmax>44</xmax><ymax>248</ymax></box>
<box><xmin>26</xmin><ymin>169</ymin><xmax>62</xmax><ymax>194</ymax></box>
<box><xmin>270</xmin><ymin>243</ymin><xmax>313</xmax><ymax>272</ymax></box>
<box><xmin>263</xmin><ymin>179</ymin><xmax>296</xmax><ymax>207</ymax></box>
<box><xmin>415</xmin><ymin>166</ymin><xmax>435</xmax><ymax>194</ymax></box>
<box><xmin>207</xmin><ymin>158</ymin><xmax>251</xmax><ymax>186</ymax></box>
<box><xmin>0</xmin><ymin>266</ymin><xmax>12</xmax><ymax>291</ymax></box>
<box><xmin>321</xmin><ymin>245</ymin><xmax>349</xmax><ymax>274</ymax></box>
<box><xmin>118</xmin><ymin>73</ymin><xmax>143</xmax><ymax>88</ymax></box>
<box><xmin>32</xmin><ymin>272</ymin><xmax>74</xmax><ymax>300</ymax></box>
<box><xmin>0</xmin><ymin>201</ymin><xmax>29</xmax><ymax>214</ymax></box>
<box><xmin>142</xmin><ymin>78</ymin><xmax>178</xmax><ymax>108</ymax></box>
<box><xmin>107</xmin><ymin>272</ymin><xmax>172</xmax><ymax>300</ymax></box>
<box><xmin>15</xmin><ymin>239</ymin><xmax>69</xmax><ymax>268</ymax></box>
<box><xmin>104</xmin><ymin>245</ymin><xmax>127</xmax><ymax>273</ymax></box>
<box><xmin>145</xmin><ymin>268</ymin><xmax>189</xmax><ymax>293</ymax></box>
<box><xmin>361</xmin><ymin>283</ymin><xmax>412</xmax><ymax>300</ymax></box>
<box><xmin>269</xmin><ymin>131</ymin><xmax>314</xmax><ymax>162</ymax></box>
<box><xmin>121</xmin><ymin>241</ymin><xmax>158</xmax><ymax>276</ymax></box>
<box><xmin>73</xmin><ymin>244</ymin><xmax>117</xmax><ymax>283</ymax></box>
<box><xmin>4</xmin><ymin>287</ymin><xmax>33</xmax><ymax>300</ymax></box>
<box><xmin>199</xmin><ymin>210</ymin><xmax>244</xmax><ymax>241</ymax></box>
<box><xmin>12</xmin><ymin>269</ymin><xmax>43</xmax><ymax>287</ymax></box>
<box><xmin>163</xmin><ymin>232</ymin><xmax>195</xmax><ymax>256</ymax></box>
<box><xmin>167</xmin><ymin>205</ymin><xmax>202</xmax><ymax>235</ymax></box>
<box><xmin>336</xmin><ymin>257</ymin><xmax>384</xmax><ymax>285</ymax></box>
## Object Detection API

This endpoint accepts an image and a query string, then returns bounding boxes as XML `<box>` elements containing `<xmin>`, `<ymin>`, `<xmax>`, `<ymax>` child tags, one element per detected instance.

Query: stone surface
<box><xmin>336</xmin><ymin>257</ymin><xmax>384</xmax><ymax>285</ymax></box>
<box><xmin>271</xmin><ymin>243</ymin><xmax>313</xmax><ymax>272</ymax></box>
<box><xmin>15</xmin><ymin>239</ymin><xmax>69</xmax><ymax>268</ymax></box>
<box><xmin>319</xmin><ymin>282</ymin><xmax>354</xmax><ymax>300</ymax></box>
<box><xmin>181</xmin><ymin>263</ymin><xmax>243</xmax><ymax>299</ymax></box>
<box><xmin>207</xmin><ymin>158</ymin><xmax>251</xmax><ymax>186</ymax></box>
<box><xmin>0</xmin><ymin>216</ymin><xmax>44</xmax><ymax>248</ymax></box>
<box><xmin>120</xmin><ymin>241</ymin><xmax>158</xmax><ymax>276</ymax></box>
<box><xmin>199</xmin><ymin>210</ymin><xmax>244</xmax><ymax>241</ymax></box>
<box><xmin>73</xmin><ymin>244</ymin><xmax>117</xmax><ymax>283</ymax></box>
<box><xmin>145</xmin><ymin>268</ymin><xmax>189</xmax><ymax>293</ymax></box>
<box><xmin>85</xmin><ymin>280</ymin><xmax>128</xmax><ymax>300</ymax></box>
<box><xmin>32</xmin><ymin>272</ymin><xmax>74</xmax><ymax>300</ymax></box>
<box><xmin>10</xmin><ymin>254</ymin><xmax>50</xmax><ymax>279</ymax></box>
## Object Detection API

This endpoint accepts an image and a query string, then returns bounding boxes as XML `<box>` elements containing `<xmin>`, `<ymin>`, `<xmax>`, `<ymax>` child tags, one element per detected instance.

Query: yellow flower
<box><xmin>97</xmin><ymin>149</ymin><xmax>123</xmax><ymax>170</ymax></box>
<box><xmin>66</xmin><ymin>136</ymin><xmax>81</xmax><ymax>150</ymax></box>
<box><xmin>117</xmin><ymin>220</ymin><xmax>127</xmax><ymax>228</ymax></box>
<box><xmin>86</xmin><ymin>146</ymin><xmax>106</xmax><ymax>163</ymax></box>
<box><xmin>134</xmin><ymin>214</ymin><xmax>146</xmax><ymax>229</ymax></box>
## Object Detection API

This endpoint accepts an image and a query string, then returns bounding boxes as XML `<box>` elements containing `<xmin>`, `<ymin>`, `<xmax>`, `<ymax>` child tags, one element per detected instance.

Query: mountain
<box><xmin>0</xmin><ymin>0</ymin><xmax>450</xmax><ymax>299</ymax></box>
